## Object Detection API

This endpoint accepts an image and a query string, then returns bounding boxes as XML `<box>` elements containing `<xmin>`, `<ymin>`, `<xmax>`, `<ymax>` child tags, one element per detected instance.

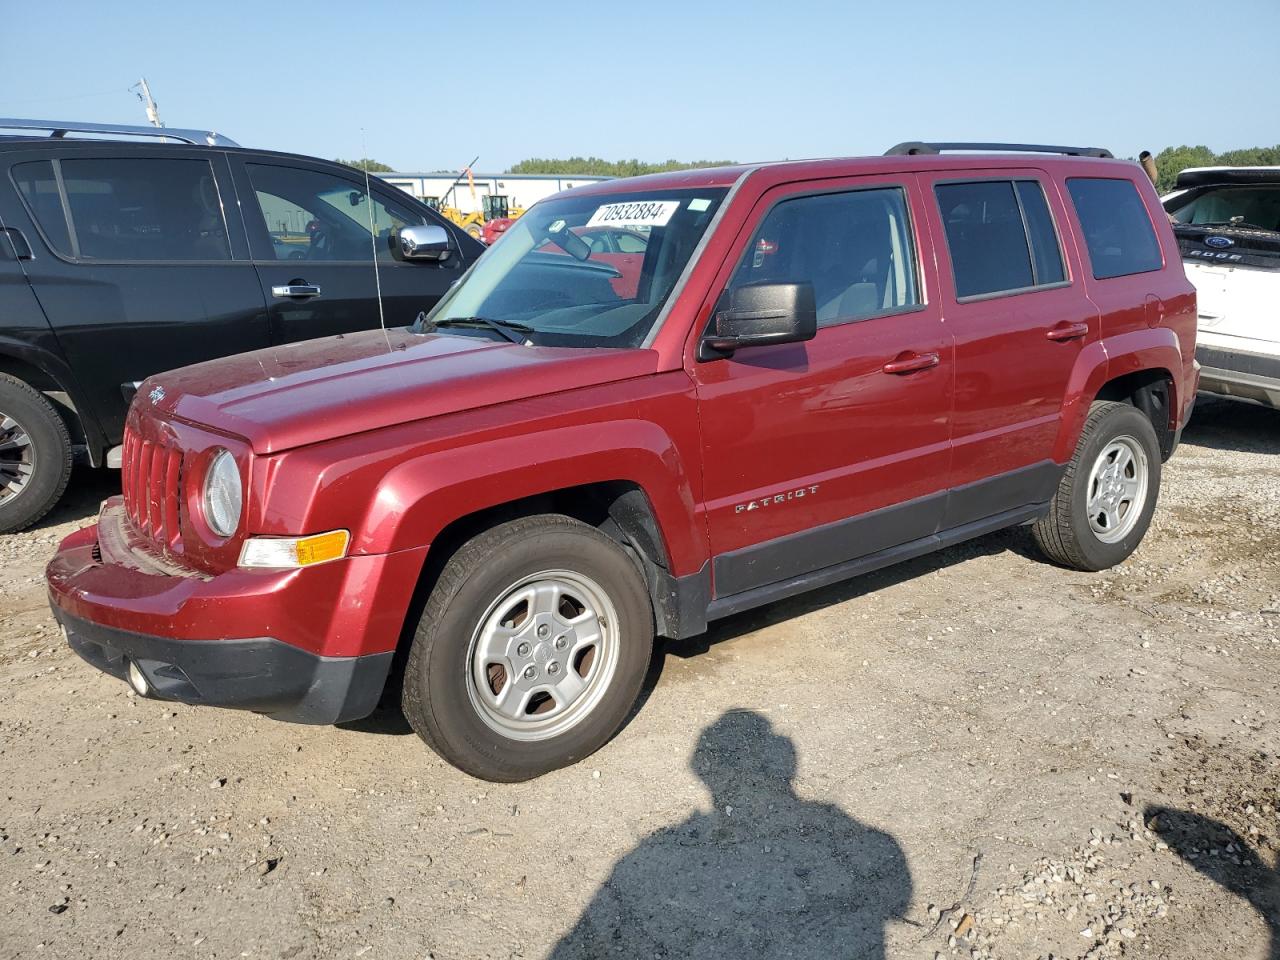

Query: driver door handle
<box><xmin>1046</xmin><ymin>321</ymin><xmax>1089</xmax><ymax>342</ymax></box>
<box><xmin>882</xmin><ymin>351</ymin><xmax>940</xmax><ymax>375</ymax></box>
<box><xmin>271</xmin><ymin>283</ymin><xmax>322</xmax><ymax>299</ymax></box>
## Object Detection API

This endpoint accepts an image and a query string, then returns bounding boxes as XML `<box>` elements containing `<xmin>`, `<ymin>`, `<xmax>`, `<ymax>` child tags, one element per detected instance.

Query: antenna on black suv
<box><xmin>885</xmin><ymin>142</ymin><xmax>1114</xmax><ymax>159</ymax></box>
<box><xmin>357</xmin><ymin>131</ymin><xmax>387</xmax><ymax>332</ymax></box>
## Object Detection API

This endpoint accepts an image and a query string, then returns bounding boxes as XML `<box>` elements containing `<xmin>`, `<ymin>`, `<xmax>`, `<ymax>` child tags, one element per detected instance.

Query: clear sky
<box><xmin>2</xmin><ymin>0</ymin><xmax>1277</xmax><ymax>174</ymax></box>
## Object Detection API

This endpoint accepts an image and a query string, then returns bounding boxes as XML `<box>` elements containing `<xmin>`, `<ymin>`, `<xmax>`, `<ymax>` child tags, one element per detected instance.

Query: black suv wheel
<box><xmin>0</xmin><ymin>374</ymin><xmax>73</xmax><ymax>534</ymax></box>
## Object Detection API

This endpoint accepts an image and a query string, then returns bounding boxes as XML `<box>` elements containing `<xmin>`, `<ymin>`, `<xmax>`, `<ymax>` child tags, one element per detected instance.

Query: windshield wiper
<box><xmin>1194</xmin><ymin>219</ymin><xmax>1277</xmax><ymax>232</ymax></box>
<box><xmin>430</xmin><ymin>316</ymin><xmax>535</xmax><ymax>344</ymax></box>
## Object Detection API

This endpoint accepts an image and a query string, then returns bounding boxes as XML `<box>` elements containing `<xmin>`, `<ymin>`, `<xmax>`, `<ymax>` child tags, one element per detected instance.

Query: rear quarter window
<box><xmin>11</xmin><ymin>160</ymin><xmax>73</xmax><ymax>255</ymax></box>
<box><xmin>1067</xmin><ymin>177</ymin><xmax>1162</xmax><ymax>280</ymax></box>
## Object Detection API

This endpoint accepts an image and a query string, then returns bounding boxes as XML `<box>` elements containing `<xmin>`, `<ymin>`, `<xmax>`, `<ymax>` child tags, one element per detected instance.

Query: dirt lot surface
<box><xmin>1</xmin><ymin>396</ymin><xmax>1277</xmax><ymax>960</ymax></box>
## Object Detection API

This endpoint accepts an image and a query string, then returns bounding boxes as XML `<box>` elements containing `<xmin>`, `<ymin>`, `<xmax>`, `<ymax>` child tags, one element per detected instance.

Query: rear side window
<box><xmin>13</xmin><ymin>158</ymin><xmax>231</xmax><ymax>261</ymax></box>
<box><xmin>12</xmin><ymin>161</ymin><xmax>72</xmax><ymax>255</ymax></box>
<box><xmin>730</xmin><ymin>186</ymin><xmax>919</xmax><ymax>327</ymax></box>
<box><xmin>1016</xmin><ymin>181</ymin><xmax>1066</xmax><ymax>284</ymax></box>
<box><xmin>935</xmin><ymin>179</ymin><xmax>1066</xmax><ymax>299</ymax></box>
<box><xmin>1067</xmin><ymin>178</ymin><xmax>1162</xmax><ymax>279</ymax></box>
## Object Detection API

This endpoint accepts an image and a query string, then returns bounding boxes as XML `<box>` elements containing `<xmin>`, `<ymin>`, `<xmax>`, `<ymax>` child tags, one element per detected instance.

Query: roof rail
<box><xmin>886</xmin><ymin>141</ymin><xmax>1113</xmax><ymax>159</ymax></box>
<box><xmin>0</xmin><ymin>118</ymin><xmax>239</xmax><ymax>148</ymax></box>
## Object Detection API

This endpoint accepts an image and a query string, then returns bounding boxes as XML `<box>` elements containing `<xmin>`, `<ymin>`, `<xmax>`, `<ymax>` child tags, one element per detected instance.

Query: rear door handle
<box><xmin>0</xmin><ymin>227</ymin><xmax>33</xmax><ymax>261</ymax></box>
<box><xmin>1046</xmin><ymin>321</ymin><xmax>1089</xmax><ymax>342</ymax></box>
<box><xmin>882</xmin><ymin>351</ymin><xmax>940</xmax><ymax>375</ymax></box>
<box><xmin>271</xmin><ymin>283</ymin><xmax>322</xmax><ymax>299</ymax></box>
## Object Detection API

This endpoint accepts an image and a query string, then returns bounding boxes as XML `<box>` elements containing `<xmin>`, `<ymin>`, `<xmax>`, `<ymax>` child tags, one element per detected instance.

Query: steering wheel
<box><xmin>306</xmin><ymin>224</ymin><xmax>333</xmax><ymax>260</ymax></box>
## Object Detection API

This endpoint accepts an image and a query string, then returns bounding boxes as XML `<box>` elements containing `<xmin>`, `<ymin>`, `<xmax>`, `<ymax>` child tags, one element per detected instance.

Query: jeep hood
<box><xmin>139</xmin><ymin>329</ymin><xmax>658</xmax><ymax>454</ymax></box>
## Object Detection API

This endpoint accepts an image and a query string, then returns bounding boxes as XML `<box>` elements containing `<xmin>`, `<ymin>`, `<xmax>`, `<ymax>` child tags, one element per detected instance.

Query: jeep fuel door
<box><xmin>689</xmin><ymin>175</ymin><xmax>953</xmax><ymax>599</ymax></box>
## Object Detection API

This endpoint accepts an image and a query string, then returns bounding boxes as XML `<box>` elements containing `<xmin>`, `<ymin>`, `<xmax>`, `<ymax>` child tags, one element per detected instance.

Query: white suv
<box><xmin>1163</xmin><ymin>166</ymin><xmax>1280</xmax><ymax>408</ymax></box>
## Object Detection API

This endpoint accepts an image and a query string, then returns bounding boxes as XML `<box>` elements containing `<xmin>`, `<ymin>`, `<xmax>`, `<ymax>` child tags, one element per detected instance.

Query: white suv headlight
<box><xmin>203</xmin><ymin>448</ymin><xmax>242</xmax><ymax>538</ymax></box>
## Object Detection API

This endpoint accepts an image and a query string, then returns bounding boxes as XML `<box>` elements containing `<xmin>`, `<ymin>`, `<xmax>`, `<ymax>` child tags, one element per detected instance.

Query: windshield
<box><xmin>1166</xmin><ymin>185</ymin><xmax>1280</xmax><ymax>233</ymax></box>
<box><xmin>424</xmin><ymin>187</ymin><xmax>728</xmax><ymax>348</ymax></box>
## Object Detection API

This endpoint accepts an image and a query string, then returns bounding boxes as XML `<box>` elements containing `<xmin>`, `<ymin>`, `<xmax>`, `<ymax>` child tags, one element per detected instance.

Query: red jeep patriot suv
<box><xmin>47</xmin><ymin>142</ymin><xmax>1198</xmax><ymax>781</ymax></box>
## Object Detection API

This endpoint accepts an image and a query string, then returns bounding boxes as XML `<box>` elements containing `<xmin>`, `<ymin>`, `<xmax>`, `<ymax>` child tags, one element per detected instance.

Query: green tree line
<box><xmin>344</xmin><ymin>147</ymin><xmax>1280</xmax><ymax>191</ymax></box>
<box><xmin>506</xmin><ymin>157</ymin><xmax>735</xmax><ymax>177</ymax></box>
<box><xmin>334</xmin><ymin>158</ymin><xmax>394</xmax><ymax>172</ymax></box>
<box><xmin>1150</xmin><ymin>144</ymin><xmax>1280</xmax><ymax>193</ymax></box>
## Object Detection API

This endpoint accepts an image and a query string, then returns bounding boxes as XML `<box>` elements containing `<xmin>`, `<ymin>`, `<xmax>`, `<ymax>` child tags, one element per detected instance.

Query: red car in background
<box><xmin>481</xmin><ymin>217</ymin><xmax>514</xmax><ymax>245</ymax></box>
<box><xmin>535</xmin><ymin>225</ymin><xmax>648</xmax><ymax>298</ymax></box>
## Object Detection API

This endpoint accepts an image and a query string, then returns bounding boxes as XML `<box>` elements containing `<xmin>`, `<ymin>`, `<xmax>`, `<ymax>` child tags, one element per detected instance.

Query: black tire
<box><xmin>0</xmin><ymin>374</ymin><xmax>73</xmax><ymax>534</ymax></box>
<box><xmin>402</xmin><ymin>514</ymin><xmax>654</xmax><ymax>782</ymax></box>
<box><xmin>1032</xmin><ymin>401</ymin><xmax>1162</xmax><ymax>572</ymax></box>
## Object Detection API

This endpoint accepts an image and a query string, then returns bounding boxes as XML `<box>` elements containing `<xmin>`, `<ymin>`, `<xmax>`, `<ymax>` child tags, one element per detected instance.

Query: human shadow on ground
<box><xmin>548</xmin><ymin>709</ymin><xmax>912</xmax><ymax>959</ymax></box>
<box><xmin>1146</xmin><ymin>804</ymin><xmax>1280</xmax><ymax>959</ymax></box>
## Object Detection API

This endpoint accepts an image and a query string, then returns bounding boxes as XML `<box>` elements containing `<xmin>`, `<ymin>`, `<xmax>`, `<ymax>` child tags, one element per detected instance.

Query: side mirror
<box><xmin>394</xmin><ymin>224</ymin><xmax>452</xmax><ymax>262</ymax></box>
<box><xmin>699</xmin><ymin>281</ymin><xmax>817</xmax><ymax>359</ymax></box>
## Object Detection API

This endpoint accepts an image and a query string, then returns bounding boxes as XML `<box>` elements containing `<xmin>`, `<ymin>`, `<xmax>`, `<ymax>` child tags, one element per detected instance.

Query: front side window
<box><xmin>14</xmin><ymin>158</ymin><xmax>230</xmax><ymax>261</ymax></box>
<box><xmin>246</xmin><ymin>163</ymin><xmax>423</xmax><ymax>262</ymax></box>
<box><xmin>936</xmin><ymin>179</ymin><xmax>1072</xmax><ymax>299</ymax></box>
<box><xmin>1067</xmin><ymin>178</ymin><xmax>1162</xmax><ymax>280</ymax></box>
<box><xmin>729</xmin><ymin>187</ymin><xmax>919</xmax><ymax>327</ymax></box>
<box><xmin>425</xmin><ymin>188</ymin><xmax>727</xmax><ymax>348</ymax></box>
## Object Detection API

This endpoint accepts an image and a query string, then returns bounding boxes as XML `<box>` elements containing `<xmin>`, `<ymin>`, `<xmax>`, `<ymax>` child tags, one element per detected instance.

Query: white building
<box><xmin>377</xmin><ymin>172</ymin><xmax>611</xmax><ymax>218</ymax></box>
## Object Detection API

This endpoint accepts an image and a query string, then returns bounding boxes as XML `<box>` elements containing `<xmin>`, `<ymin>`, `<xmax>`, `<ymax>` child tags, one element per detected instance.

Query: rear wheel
<box><xmin>1033</xmin><ymin>401</ymin><xmax>1161</xmax><ymax>571</ymax></box>
<box><xmin>402</xmin><ymin>514</ymin><xmax>654</xmax><ymax>781</ymax></box>
<box><xmin>0</xmin><ymin>375</ymin><xmax>72</xmax><ymax>534</ymax></box>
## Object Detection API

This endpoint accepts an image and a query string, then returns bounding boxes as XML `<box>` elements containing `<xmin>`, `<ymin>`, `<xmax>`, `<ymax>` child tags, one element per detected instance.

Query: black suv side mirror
<box><xmin>700</xmin><ymin>282</ymin><xmax>817</xmax><ymax>359</ymax></box>
<box><xmin>393</xmin><ymin>224</ymin><xmax>453</xmax><ymax>262</ymax></box>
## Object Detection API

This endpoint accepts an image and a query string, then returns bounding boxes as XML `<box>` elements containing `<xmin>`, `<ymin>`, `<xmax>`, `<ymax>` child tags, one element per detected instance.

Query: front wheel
<box><xmin>1033</xmin><ymin>401</ymin><xmax>1162</xmax><ymax>571</ymax></box>
<box><xmin>0</xmin><ymin>375</ymin><xmax>72</xmax><ymax>534</ymax></box>
<box><xmin>402</xmin><ymin>515</ymin><xmax>654</xmax><ymax>781</ymax></box>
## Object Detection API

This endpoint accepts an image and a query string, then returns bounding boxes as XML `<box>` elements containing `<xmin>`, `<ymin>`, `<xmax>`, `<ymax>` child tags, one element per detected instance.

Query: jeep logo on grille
<box><xmin>1204</xmin><ymin>235</ymin><xmax>1234</xmax><ymax>248</ymax></box>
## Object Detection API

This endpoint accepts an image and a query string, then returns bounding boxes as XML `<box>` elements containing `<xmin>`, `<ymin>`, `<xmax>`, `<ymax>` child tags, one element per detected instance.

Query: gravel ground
<box><xmin>1</xmin><ymin>395</ymin><xmax>1277</xmax><ymax>960</ymax></box>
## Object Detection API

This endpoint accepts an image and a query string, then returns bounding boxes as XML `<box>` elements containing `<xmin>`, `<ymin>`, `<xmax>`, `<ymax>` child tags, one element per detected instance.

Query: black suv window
<box><xmin>12</xmin><ymin>161</ymin><xmax>72</xmax><ymax>255</ymax></box>
<box><xmin>1067</xmin><ymin>178</ymin><xmax>1162</xmax><ymax>280</ymax></box>
<box><xmin>935</xmin><ymin>180</ymin><xmax>1065</xmax><ymax>299</ymax></box>
<box><xmin>731</xmin><ymin>187</ymin><xmax>919</xmax><ymax>327</ymax></box>
<box><xmin>13</xmin><ymin>158</ymin><xmax>230</xmax><ymax>262</ymax></box>
<box><xmin>246</xmin><ymin>164</ymin><xmax>422</xmax><ymax>262</ymax></box>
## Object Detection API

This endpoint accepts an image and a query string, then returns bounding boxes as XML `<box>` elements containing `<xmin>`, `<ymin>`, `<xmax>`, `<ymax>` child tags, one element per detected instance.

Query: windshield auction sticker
<box><xmin>587</xmin><ymin>200</ymin><xmax>680</xmax><ymax>229</ymax></box>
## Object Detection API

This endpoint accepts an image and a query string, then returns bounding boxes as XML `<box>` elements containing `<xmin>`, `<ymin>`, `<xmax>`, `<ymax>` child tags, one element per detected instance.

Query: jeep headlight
<box><xmin>203</xmin><ymin>448</ymin><xmax>242</xmax><ymax>538</ymax></box>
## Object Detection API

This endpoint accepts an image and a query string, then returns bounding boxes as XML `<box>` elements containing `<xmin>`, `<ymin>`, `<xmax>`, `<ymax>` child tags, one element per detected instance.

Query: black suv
<box><xmin>0</xmin><ymin>119</ymin><xmax>482</xmax><ymax>532</ymax></box>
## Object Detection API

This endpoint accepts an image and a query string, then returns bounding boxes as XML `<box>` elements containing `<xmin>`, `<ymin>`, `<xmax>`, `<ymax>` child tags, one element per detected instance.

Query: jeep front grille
<box><xmin>121</xmin><ymin>426</ymin><xmax>184</xmax><ymax>551</ymax></box>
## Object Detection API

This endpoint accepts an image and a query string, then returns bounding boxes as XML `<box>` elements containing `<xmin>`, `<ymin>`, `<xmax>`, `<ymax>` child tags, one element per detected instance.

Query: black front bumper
<box><xmin>54</xmin><ymin>607</ymin><xmax>392</xmax><ymax>725</ymax></box>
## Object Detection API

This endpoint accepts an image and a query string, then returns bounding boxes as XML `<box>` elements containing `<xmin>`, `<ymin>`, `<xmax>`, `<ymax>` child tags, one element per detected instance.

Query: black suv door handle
<box><xmin>0</xmin><ymin>227</ymin><xmax>33</xmax><ymax>261</ymax></box>
<box><xmin>271</xmin><ymin>282</ymin><xmax>322</xmax><ymax>299</ymax></box>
